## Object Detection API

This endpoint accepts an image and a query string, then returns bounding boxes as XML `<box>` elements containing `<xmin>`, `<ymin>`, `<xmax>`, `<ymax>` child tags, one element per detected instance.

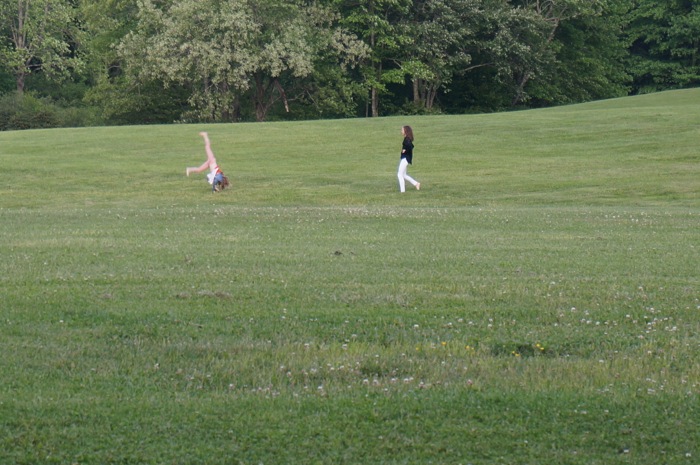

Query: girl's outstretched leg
<box><xmin>186</xmin><ymin>160</ymin><xmax>210</xmax><ymax>176</ymax></box>
<box><xmin>187</xmin><ymin>133</ymin><xmax>217</xmax><ymax>176</ymax></box>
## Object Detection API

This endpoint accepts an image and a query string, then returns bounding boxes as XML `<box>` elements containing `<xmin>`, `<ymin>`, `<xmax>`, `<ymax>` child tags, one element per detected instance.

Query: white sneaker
<box><xmin>416</xmin><ymin>182</ymin><xmax>421</xmax><ymax>191</ymax></box>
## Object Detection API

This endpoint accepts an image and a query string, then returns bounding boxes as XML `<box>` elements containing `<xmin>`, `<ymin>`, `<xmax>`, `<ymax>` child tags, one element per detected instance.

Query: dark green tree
<box><xmin>499</xmin><ymin>0</ymin><xmax>607</xmax><ymax>106</ymax></box>
<box><xmin>525</xmin><ymin>0</ymin><xmax>632</xmax><ymax>106</ymax></box>
<box><xmin>402</xmin><ymin>0</ymin><xmax>496</xmax><ymax>112</ymax></box>
<box><xmin>626</xmin><ymin>0</ymin><xmax>700</xmax><ymax>93</ymax></box>
<box><xmin>0</xmin><ymin>0</ymin><xmax>83</xmax><ymax>94</ymax></box>
<box><xmin>341</xmin><ymin>0</ymin><xmax>412</xmax><ymax>116</ymax></box>
<box><xmin>78</xmin><ymin>0</ymin><xmax>181</xmax><ymax>124</ymax></box>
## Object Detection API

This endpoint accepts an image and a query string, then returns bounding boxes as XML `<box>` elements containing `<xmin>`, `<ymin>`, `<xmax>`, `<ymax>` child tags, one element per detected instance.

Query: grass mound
<box><xmin>1</xmin><ymin>89</ymin><xmax>698</xmax><ymax>464</ymax></box>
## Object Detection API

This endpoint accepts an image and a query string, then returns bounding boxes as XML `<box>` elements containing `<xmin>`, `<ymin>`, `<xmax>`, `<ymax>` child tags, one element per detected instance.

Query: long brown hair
<box><xmin>213</xmin><ymin>175</ymin><xmax>230</xmax><ymax>192</ymax></box>
<box><xmin>402</xmin><ymin>125</ymin><xmax>414</xmax><ymax>141</ymax></box>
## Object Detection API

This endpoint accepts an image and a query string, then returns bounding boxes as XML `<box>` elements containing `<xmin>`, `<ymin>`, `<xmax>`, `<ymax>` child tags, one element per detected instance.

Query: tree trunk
<box><xmin>426</xmin><ymin>87</ymin><xmax>436</xmax><ymax>110</ymax></box>
<box><xmin>254</xmin><ymin>73</ymin><xmax>267</xmax><ymax>122</ymax></box>
<box><xmin>16</xmin><ymin>72</ymin><xmax>26</xmax><ymax>94</ymax></box>
<box><xmin>371</xmin><ymin>87</ymin><xmax>378</xmax><ymax>117</ymax></box>
<box><xmin>512</xmin><ymin>16</ymin><xmax>559</xmax><ymax>106</ymax></box>
<box><xmin>512</xmin><ymin>72</ymin><xmax>530</xmax><ymax>106</ymax></box>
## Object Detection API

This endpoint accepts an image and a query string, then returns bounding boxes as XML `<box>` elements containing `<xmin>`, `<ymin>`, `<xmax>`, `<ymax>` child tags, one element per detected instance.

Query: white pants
<box><xmin>397</xmin><ymin>158</ymin><xmax>418</xmax><ymax>192</ymax></box>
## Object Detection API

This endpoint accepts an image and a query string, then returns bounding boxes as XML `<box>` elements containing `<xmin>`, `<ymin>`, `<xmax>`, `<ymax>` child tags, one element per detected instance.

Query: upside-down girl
<box><xmin>186</xmin><ymin>132</ymin><xmax>230</xmax><ymax>192</ymax></box>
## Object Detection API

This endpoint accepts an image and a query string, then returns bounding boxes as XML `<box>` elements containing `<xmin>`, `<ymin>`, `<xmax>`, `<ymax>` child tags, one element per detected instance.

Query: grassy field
<box><xmin>1</xmin><ymin>89</ymin><xmax>699</xmax><ymax>464</ymax></box>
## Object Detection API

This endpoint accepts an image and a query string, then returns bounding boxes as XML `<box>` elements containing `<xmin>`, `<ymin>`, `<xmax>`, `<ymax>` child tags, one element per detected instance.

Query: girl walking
<box><xmin>397</xmin><ymin>125</ymin><xmax>420</xmax><ymax>192</ymax></box>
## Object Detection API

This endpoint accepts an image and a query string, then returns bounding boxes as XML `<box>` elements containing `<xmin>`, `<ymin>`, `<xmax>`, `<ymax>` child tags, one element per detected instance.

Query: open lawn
<box><xmin>1</xmin><ymin>89</ymin><xmax>699</xmax><ymax>464</ymax></box>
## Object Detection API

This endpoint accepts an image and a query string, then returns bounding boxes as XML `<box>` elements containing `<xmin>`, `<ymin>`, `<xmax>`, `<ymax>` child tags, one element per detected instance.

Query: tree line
<box><xmin>1</xmin><ymin>0</ymin><xmax>698</xmax><ymax>129</ymax></box>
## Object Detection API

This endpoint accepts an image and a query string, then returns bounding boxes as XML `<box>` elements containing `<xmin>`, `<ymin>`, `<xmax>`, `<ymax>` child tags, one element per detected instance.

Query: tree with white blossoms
<box><xmin>0</xmin><ymin>0</ymin><xmax>82</xmax><ymax>94</ymax></box>
<box><xmin>119</xmin><ymin>0</ymin><xmax>367</xmax><ymax>122</ymax></box>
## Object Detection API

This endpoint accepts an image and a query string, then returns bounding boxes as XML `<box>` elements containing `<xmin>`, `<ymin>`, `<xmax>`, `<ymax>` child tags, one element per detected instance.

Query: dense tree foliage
<box><xmin>0</xmin><ymin>0</ymin><xmax>82</xmax><ymax>93</ymax></box>
<box><xmin>513</xmin><ymin>0</ymin><xmax>631</xmax><ymax>105</ymax></box>
<box><xmin>0</xmin><ymin>0</ymin><xmax>697</xmax><ymax>127</ymax></box>
<box><xmin>626</xmin><ymin>0</ymin><xmax>700</xmax><ymax>93</ymax></box>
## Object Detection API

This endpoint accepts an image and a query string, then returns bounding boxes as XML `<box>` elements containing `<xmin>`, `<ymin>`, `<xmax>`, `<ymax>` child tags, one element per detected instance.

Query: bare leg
<box><xmin>200</xmin><ymin>132</ymin><xmax>217</xmax><ymax>165</ymax></box>
<box><xmin>186</xmin><ymin>160</ymin><xmax>211</xmax><ymax>176</ymax></box>
<box><xmin>186</xmin><ymin>132</ymin><xmax>218</xmax><ymax>176</ymax></box>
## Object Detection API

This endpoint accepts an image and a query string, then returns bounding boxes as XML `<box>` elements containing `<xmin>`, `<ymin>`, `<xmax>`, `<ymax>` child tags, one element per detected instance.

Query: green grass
<box><xmin>1</xmin><ymin>89</ymin><xmax>699</xmax><ymax>464</ymax></box>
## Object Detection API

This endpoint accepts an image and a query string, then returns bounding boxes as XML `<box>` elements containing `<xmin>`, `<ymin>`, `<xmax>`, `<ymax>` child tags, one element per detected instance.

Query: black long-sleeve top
<box><xmin>401</xmin><ymin>137</ymin><xmax>414</xmax><ymax>164</ymax></box>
